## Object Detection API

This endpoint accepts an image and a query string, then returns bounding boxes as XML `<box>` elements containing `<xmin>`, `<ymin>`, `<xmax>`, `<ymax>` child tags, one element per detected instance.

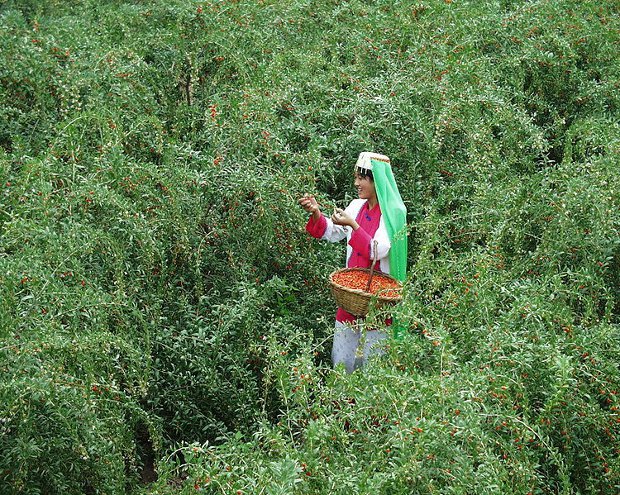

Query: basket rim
<box><xmin>329</xmin><ymin>267</ymin><xmax>402</xmax><ymax>301</ymax></box>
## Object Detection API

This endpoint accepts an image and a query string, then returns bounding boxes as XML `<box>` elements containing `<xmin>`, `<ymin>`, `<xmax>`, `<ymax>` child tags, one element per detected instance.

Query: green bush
<box><xmin>0</xmin><ymin>0</ymin><xmax>618</xmax><ymax>493</ymax></box>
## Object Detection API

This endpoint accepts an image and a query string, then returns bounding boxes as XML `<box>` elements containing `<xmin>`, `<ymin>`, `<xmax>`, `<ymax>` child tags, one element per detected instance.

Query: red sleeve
<box><xmin>348</xmin><ymin>227</ymin><xmax>372</xmax><ymax>259</ymax></box>
<box><xmin>306</xmin><ymin>214</ymin><xmax>327</xmax><ymax>238</ymax></box>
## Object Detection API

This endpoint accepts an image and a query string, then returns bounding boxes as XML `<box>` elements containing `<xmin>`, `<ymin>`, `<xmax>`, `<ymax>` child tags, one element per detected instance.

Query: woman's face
<box><xmin>354</xmin><ymin>172</ymin><xmax>376</xmax><ymax>200</ymax></box>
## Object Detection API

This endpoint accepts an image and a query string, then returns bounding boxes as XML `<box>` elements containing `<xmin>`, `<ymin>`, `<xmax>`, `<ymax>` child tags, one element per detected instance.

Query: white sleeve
<box><xmin>320</xmin><ymin>200</ymin><xmax>363</xmax><ymax>243</ymax></box>
<box><xmin>321</xmin><ymin>219</ymin><xmax>350</xmax><ymax>243</ymax></box>
<box><xmin>375</xmin><ymin>216</ymin><xmax>392</xmax><ymax>274</ymax></box>
<box><xmin>373</xmin><ymin>216</ymin><xmax>391</xmax><ymax>261</ymax></box>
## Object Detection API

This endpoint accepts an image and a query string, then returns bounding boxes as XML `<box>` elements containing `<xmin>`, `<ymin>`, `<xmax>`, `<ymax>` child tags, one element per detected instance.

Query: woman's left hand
<box><xmin>331</xmin><ymin>208</ymin><xmax>358</xmax><ymax>229</ymax></box>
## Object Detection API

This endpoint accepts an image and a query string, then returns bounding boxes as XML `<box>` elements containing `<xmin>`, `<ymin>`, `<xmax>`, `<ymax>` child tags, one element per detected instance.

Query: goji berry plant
<box><xmin>0</xmin><ymin>0</ymin><xmax>618</xmax><ymax>494</ymax></box>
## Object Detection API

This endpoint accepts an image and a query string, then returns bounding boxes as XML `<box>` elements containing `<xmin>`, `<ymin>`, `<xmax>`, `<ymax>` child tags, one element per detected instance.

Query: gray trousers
<box><xmin>331</xmin><ymin>320</ymin><xmax>388</xmax><ymax>373</ymax></box>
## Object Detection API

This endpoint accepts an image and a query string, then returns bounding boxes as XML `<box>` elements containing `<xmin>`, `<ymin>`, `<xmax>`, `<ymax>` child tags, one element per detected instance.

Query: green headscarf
<box><xmin>370</xmin><ymin>158</ymin><xmax>407</xmax><ymax>340</ymax></box>
<box><xmin>371</xmin><ymin>158</ymin><xmax>407</xmax><ymax>283</ymax></box>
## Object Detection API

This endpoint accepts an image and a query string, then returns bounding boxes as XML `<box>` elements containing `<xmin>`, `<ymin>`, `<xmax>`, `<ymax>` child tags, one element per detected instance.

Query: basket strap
<box><xmin>365</xmin><ymin>240</ymin><xmax>379</xmax><ymax>292</ymax></box>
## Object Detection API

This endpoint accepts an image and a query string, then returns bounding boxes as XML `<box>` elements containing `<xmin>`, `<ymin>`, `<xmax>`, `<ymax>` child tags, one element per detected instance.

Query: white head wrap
<box><xmin>355</xmin><ymin>152</ymin><xmax>390</xmax><ymax>174</ymax></box>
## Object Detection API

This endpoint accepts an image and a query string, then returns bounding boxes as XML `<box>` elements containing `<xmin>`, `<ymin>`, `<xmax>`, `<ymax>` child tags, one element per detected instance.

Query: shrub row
<box><xmin>0</xmin><ymin>0</ymin><xmax>618</xmax><ymax>493</ymax></box>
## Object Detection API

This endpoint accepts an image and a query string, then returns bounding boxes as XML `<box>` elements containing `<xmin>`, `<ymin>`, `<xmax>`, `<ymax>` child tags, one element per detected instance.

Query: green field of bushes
<box><xmin>1</xmin><ymin>0</ymin><xmax>619</xmax><ymax>493</ymax></box>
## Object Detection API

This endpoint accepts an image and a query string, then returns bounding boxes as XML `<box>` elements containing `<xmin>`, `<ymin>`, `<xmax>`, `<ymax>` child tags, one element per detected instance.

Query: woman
<box><xmin>299</xmin><ymin>152</ymin><xmax>407</xmax><ymax>373</ymax></box>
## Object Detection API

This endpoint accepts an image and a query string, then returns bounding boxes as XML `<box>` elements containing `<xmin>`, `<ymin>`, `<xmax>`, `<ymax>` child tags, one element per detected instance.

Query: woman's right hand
<box><xmin>298</xmin><ymin>194</ymin><xmax>320</xmax><ymax>215</ymax></box>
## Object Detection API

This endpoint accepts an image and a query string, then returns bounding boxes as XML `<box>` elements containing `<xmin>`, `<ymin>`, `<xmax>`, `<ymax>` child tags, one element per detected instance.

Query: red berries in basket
<box><xmin>332</xmin><ymin>270</ymin><xmax>401</xmax><ymax>298</ymax></box>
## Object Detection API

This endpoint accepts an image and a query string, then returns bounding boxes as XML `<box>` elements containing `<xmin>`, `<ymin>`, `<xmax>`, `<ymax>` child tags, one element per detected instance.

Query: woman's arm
<box><xmin>322</xmin><ymin>200</ymin><xmax>366</xmax><ymax>242</ymax></box>
<box><xmin>300</xmin><ymin>193</ymin><xmax>349</xmax><ymax>242</ymax></box>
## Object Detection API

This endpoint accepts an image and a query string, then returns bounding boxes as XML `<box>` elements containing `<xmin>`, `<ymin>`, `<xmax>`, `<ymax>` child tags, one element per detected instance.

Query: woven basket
<box><xmin>329</xmin><ymin>267</ymin><xmax>402</xmax><ymax>317</ymax></box>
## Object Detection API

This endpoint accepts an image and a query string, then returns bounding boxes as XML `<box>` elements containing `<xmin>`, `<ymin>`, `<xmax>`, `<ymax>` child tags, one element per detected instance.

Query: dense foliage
<box><xmin>1</xmin><ymin>0</ymin><xmax>618</xmax><ymax>493</ymax></box>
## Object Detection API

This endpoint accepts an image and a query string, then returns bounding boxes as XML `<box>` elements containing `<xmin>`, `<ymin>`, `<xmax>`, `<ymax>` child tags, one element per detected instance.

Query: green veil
<box><xmin>371</xmin><ymin>159</ymin><xmax>407</xmax><ymax>283</ymax></box>
<box><xmin>371</xmin><ymin>158</ymin><xmax>408</xmax><ymax>339</ymax></box>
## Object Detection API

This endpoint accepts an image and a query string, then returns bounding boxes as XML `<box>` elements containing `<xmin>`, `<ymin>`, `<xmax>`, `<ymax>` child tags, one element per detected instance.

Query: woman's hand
<box><xmin>331</xmin><ymin>208</ymin><xmax>359</xmax><ymax>230</ymax></box>
<box><xmin>298</xmin><ymin>194</ymin><xmax>321</xmax><ymax>219</ymax></box>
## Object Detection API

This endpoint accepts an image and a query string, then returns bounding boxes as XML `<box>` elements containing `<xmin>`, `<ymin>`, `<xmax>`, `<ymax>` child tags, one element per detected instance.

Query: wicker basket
<box><xmin>329</xmin><ymin>267</ymin><xmax>402</xmax><ymax>317</ymax></box>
